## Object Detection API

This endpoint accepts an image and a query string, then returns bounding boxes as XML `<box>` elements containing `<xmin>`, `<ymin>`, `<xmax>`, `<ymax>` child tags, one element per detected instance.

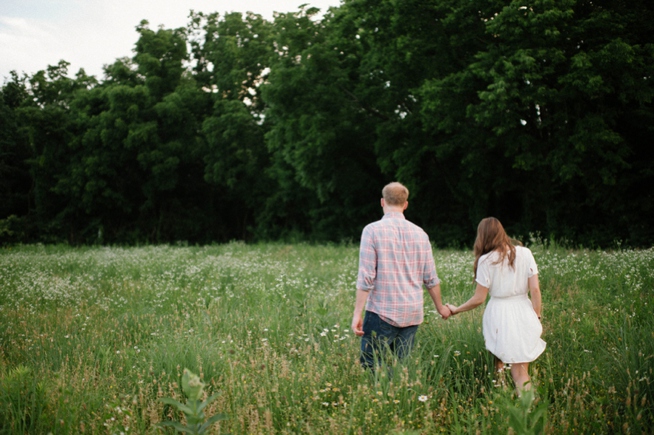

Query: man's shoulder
<box><xmin>372</xmin><ymin>218</ymin><xmax>429</xmax><ymax>239</ymax></box>
<box><xmin>362</xmin><ymin>216</ymin><xmax>429</xmax><ymax>236</ymax></box>
<box><xmin>404</xmin><ymin>218</ymin><xmax>428</xmax><ymax>232</ymax></box>
<box><xmin>362</xmin><ymin>219</ymin><xmax>382</xmax><ymax>232</ymax></box>
<box><xmin>397</xmin><ymin>218</ymin><xmax>429</xmax><ymax>238</ymax></box>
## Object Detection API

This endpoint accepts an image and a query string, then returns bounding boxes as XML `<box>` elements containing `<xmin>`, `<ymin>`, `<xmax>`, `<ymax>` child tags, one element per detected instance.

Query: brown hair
<box><xmin>382</xmin><ymin>182</ymin><xmax>409</xmax><ymax>206</ymax></box>
<box><xmin>473</xmin><ymin>217</ymin><xmax>516</xmax><ymax>278</ymax></box>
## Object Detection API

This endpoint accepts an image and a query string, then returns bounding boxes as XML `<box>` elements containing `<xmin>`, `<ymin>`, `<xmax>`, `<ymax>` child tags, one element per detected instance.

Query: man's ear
<box><xmin>403</xmin><ymin>201</ymin><xmax>409</xmax><ymax>211</ymax></box>
<box><xmin>381</xmin><ymin>198</ymin><xmax>385</xmax><ymax>208</ymax></box>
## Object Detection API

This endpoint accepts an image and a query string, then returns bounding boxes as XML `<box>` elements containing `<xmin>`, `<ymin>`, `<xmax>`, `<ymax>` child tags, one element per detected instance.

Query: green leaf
<box><xmin>160</xmin><ymin>397</ymin><xmax>195</xmax><ymax>415</ymax></box>
<box><xmin>196</xmin><ymin>393</ymin><xmax>221</xmax><ymax>413</ymax></box>
<box><xmin>157</xmin><ymin>420</ymin><xmax>197</xmax><ymax>434</ymax></box>
<box><xmin>198</xmin><ymin>413</ymin><xmax>229</xmax><ymax>433</ymax></box>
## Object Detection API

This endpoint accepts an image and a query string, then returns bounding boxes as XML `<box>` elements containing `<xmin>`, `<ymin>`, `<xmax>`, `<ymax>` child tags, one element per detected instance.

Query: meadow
<box><xmin>0</xmin><ymin>242</ymin><xmax>652</xmax><ymax>434</ymax></box>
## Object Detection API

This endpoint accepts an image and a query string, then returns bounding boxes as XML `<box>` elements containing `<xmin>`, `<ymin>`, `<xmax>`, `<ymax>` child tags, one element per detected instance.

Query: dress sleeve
<box><xmin>526</xmin><ymin>248</ymin><xmax>538</xmax><ymax>277</ymax></box>
<box><xmin>475</xmin><ymin>255</ymin><xmax>491</xmax><ymax>288</ymax></box>
<box><xmin>356</xmin><ymin>225</ymin><xmax>377</xmax><ymax>291</ymax></box>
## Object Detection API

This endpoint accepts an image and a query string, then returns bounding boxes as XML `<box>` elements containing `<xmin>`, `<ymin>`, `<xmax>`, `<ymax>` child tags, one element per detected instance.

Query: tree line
<box><xmin>1</xmin><ymin>0</ymin><xmax>653</xmax><ymax>247</ymax></box>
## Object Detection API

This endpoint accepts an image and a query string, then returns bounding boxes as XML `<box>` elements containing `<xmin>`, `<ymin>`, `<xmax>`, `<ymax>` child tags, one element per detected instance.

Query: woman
<box><xmin>446</xmin><ymin>217</ymin><xmax>545</xmax><ymax>394</ymax></box>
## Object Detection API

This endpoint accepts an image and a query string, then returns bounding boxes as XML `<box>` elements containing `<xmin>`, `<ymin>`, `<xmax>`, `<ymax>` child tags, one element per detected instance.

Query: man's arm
<box><xmin>351</xmin><ymin>289</ymin><xmax>370</xmax><ymax>336</ymax></box>
<box><xmin>427</xmin><ymin>283</ymin><xmax>451</xmax><ymax>319</ymax></box>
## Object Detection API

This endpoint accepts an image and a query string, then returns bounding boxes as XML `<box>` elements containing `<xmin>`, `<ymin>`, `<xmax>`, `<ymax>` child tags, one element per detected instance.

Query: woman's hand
<box><xmin>445</xmin><ymin>303</ymin><xmax>458</xmax><ymax>315</ymax></box>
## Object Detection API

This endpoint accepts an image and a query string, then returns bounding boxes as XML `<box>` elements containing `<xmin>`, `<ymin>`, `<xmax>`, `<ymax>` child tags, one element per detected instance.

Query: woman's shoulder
<box><xmin>514</xmin><ymin>246</ymin><xmax>538</xmax><ymax>268</ymax></box>
<box><xmin>479</xmin><ymin>250</ymin><xmax>498</xmax><ymax>264</ymax></box>
<box><xmin>515</xmin><ymin>245</ymin><xmax>534</xmax><ymax>257</ymax></box>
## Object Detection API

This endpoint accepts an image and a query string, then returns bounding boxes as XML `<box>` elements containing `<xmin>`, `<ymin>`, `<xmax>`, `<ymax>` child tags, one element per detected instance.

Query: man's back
<box><xmin>356</xmin><ymin>211</ymin><xmax>439</xmax><ymax>327</ymax></box>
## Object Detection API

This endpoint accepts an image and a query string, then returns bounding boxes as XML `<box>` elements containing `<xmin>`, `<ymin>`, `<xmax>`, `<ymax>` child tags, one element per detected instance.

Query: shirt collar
<box><xmin>382</xmin><ymin>211</ymin><xmax>405</xmax><ymax>220</ymax></box>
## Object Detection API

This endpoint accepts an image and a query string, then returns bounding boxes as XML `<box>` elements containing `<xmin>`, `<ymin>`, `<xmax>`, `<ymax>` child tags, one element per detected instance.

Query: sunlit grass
<box><xmin>0</xmin><ymin>242</ymin><xmax>652</xmax><ymax>433</ymax></box>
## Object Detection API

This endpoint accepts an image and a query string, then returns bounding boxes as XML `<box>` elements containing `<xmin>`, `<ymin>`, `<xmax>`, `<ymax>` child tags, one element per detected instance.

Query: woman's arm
<box><xmin>528</xmin><ymin>274</ymin><xmax>542</xmax><ymax>318</ymax></box>
<box><xmin>447</xmin><ymin>283</ymin><xmax>489</xmax><ymax>315</ymax></box>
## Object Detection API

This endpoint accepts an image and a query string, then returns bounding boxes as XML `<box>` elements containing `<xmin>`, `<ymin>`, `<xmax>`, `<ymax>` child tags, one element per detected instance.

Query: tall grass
<box><xmin>0</xmin><ymin>242</ymin><xmax>652</xmax><ymax>434</ymax></box>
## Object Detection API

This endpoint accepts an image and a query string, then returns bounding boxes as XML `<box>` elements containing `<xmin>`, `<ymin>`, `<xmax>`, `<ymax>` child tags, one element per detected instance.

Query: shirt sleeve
<box><xmin>475</xmin><ymin>255</ymin><xmax>491</xmax><ymax>288</ymax></box>
<box><xmin>356</xmin><ymin>225</ymin><xmax>377</xmax><ymax>291</ymax></box>
<box><xmin>526</xmin><ymin>248</ymin><xmax>538</xmax><ymax>277</ymax></box>
<box><xmin>423</xmin><ymin>241</ymin><xmax>440</xmax><ymax>288</ymax></box>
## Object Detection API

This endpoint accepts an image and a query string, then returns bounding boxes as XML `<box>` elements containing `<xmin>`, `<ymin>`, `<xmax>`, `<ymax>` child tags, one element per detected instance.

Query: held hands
<box><xmin>353</xmin><ymin>301</ymin><xmax>454</xmax><ymax>332</ymax></box>
<box><xmin>438</xmin><ymin>304</ymin><xmax>452</xmax><ymax>320</ymax></box>
<box><xmin>445</xmin><ymin>303</ymin><xmax>458</xmax><ymax>316</ymax></box>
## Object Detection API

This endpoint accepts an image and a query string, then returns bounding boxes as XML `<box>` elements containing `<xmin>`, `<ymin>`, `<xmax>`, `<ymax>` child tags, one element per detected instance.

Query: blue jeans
<box><xmin>360</xmin><ymin>311</ymin><xmax>419</xmax><ymax>369</ymax></box>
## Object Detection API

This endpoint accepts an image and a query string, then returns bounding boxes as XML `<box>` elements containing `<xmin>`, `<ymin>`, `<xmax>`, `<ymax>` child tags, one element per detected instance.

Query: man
<box><xmin>351</xmin><ymin>182</ymin><xmax>450</xmax><ymax>369</ymax></box>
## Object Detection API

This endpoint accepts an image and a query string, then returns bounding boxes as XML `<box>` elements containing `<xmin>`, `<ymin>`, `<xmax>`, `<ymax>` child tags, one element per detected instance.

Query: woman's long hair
<box><xmin>473</xmin><ymin>217</ymin><xmax>516</xmax><ymax>278</ymax></box>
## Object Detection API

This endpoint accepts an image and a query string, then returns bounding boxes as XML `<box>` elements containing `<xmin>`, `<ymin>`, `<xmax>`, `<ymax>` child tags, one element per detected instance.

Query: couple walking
<box><xmin>351</xmin><ymin>182</ymin><xmax>546</xmax><ymax>394</ymax></box>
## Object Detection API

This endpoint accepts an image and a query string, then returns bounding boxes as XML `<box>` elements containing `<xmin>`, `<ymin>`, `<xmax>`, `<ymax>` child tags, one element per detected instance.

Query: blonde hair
<box><xmin>473</xmin><ymin>217</ymin><xmax>516</xmax><ymax>278</ymax></box>
<box><xmin>382</xmin><ymin>182</ymin><xmax>409</xmax><ymax>206</ymax></box>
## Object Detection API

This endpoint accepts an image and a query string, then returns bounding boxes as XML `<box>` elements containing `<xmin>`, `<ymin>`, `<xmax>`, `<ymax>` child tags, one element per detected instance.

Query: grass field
<box><xmin>0</xmin><ymin>242</ymin><xmax>652</xmax><ymax>434</ymax></box>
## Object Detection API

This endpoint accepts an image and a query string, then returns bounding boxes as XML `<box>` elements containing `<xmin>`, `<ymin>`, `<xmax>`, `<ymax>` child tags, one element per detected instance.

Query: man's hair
<box><xmin>382</xmin><ymin>182</ymin><xmax>409</xmax><ymax>206</ymax></box>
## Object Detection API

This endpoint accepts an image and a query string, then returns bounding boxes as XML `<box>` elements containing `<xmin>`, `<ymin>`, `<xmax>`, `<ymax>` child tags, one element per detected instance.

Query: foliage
<box><xmin>506</xmin><ymin>390</ymin><xmax>547</xmax><ymax>435</ymax></box>
<box><xmin>417</xmin><ymin>0</ymin><xmax>654</xmax><ymax>245</ymax></box>
<box><xmin>1</xmin><ymin>0</ymin><xmax>653</xmax><ymax>246</ymax></box>
<box><xmin>157</xmin><ymin>368</ymin><xmax>227</xmax><ymax>434</ymax></box>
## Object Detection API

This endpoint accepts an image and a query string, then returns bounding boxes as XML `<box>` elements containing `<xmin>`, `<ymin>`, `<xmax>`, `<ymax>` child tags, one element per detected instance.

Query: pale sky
<box><xmin>0</xmin><ymin>0</ymin><xmax>342</xmax><ymax>83</ymax></box>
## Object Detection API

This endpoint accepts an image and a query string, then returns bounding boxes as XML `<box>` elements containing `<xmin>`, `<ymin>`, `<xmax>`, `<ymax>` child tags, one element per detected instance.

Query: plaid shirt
<box><xmin>356</xmin><ymin>212</ymin><xmax>440</xmax><ymax>327</ymax></box>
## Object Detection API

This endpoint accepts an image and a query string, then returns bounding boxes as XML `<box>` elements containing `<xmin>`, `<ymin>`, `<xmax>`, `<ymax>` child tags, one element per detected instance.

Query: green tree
<box><xmin>190</xmin><ymin>11</ymin><xmax>278</xmax><ymax>240</ymax></box>
<box><xmin>14</xmin><ymin>61</ymin><xmax>96</xmax><ymax>242</ymax></box>
<box><xmin>262</xmin><ymin>5</ymin><xmax>384</xmax><ymax>240</ymax></box>
<box><xmin>420</xmin><ymin>0</ymin><xmax>654</xmax><ymax>244</ymax></box>
<box><xmin>58</xmin><ymin>73</ymin><xmax>148</xmax><ymax>242</ymax></box>
<box><xmin>3</xmin><ymin>0</ymin><xmax>652</xmax><ymax>246</ymax></box>
<box><xmin>49</xmin><ymin>22</ymin><xmax>214</xmax><ymax>243</ymax></box>
<box><xmin>0</xmin><ymin>73</ymin><xmax>33</xmax><ymax>243</ymax></box>
<box><xmin>339</xmin><ymin>0</ymin><xmax>488</xmax><ymax>244</ymax></box>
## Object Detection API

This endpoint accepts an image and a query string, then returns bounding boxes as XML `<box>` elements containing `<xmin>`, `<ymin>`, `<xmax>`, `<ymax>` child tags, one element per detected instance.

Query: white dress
<box><xmin>477</xmin><ymin>246</ymin><xmax>546</xmax><ymax>363</ymax></box>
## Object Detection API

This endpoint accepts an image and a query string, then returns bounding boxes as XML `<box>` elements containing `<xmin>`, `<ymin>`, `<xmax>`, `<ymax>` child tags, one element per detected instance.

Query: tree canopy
<box><xmin>2</xmin><ymin>0</ymin><xmax>653</xmax><ymax>247</ymax></box>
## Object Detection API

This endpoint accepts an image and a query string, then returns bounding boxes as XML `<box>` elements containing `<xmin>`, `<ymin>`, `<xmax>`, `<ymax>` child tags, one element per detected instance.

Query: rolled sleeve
<box><xmin>527</xmin><ymin>249</ymin><xmax>538</xmax><ymax>277</ymax></box>
<box><xmin>475</xmin><ymin>256</ymin><xmax>491</xmax><ymax>287</ymax></box>
<box><xmin>423</xmin><ymin>247</ymin><xmax>440</xmax><ymax>288</ymax></box>
<box><xmin>356</xmin><ymin>226</ymin><xmax>377</xmax><ymax>291</ymax></box>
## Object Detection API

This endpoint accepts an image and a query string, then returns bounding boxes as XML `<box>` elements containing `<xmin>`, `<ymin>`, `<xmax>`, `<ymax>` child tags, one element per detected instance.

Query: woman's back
<box><xmin>476</xmin><ymin>246</ymin><xmax>538</xmax><ymax>298</ymax></box>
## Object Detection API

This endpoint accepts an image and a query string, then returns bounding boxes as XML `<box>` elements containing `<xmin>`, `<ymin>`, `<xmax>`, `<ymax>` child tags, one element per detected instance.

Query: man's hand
<box><xmin>352</xmin><ymin>289</ymin><xmax>370</xmax><ymax>337</ymax></box>
<box><xmin>351</xmin><ymin>312</ymin><xmax>364</xmax><ymax>336</ymax></box>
